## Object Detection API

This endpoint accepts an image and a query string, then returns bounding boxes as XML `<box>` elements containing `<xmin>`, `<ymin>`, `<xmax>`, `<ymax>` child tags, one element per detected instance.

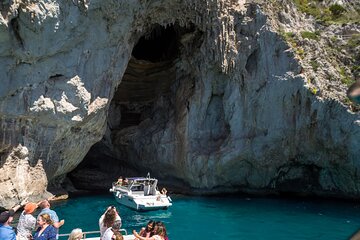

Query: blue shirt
<box><xmin>33</xmin><ymin>225</ymin><xmax>57</xmax><ymax>240</ymax></box>
<box><xmin>0</xmin><ymin>224</ymin><xmax>16</xmax><ymax>240</ymax></box>
<box><xmin>38</xmin><ymin>208</ymin><xmax>59</xmax><ymax>222</ymax></box>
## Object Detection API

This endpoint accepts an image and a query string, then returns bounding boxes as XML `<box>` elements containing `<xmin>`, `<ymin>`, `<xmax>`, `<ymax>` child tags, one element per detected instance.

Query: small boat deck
<box><xmin>110</xmin><ymin>175</ymin><xmax>172</xmax><ymax>211</ymax></box>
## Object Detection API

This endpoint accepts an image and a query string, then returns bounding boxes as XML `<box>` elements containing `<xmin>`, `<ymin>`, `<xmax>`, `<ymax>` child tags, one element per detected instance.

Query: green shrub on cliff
<box><xmin>329</xmin><ymin>4</ymin><xmax>346</xmax><ymax>17</ymax></box>
<box><xmin>339</xmin><ymin>67</ymin><xmax>355</xmax><ymax>86</ymax></box>
<box><xmin>347</xmin><ymin>34</ymin><xmax>360</xmax><ymax>49</ymax></box>
<box><xmin>310</xmin><ymin>60</ymin><xmax>320</xmax><ymax>71</ymax></box>
<box><xmin>301</xmin><ymin>31</ymin><xmax>320</xmax><ymax>41</ymax></box>
<box><xmin>293</xmin><ymin>0</ymin><xmax>360</xmax><ymax>24</ymax></box>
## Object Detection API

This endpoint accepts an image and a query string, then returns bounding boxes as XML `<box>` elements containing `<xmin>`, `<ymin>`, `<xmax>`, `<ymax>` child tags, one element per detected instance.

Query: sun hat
<box><xmin>24</xmin><ymin>202</ymin><xmax>38</xmax><ymax>214</ymax></box>
<box><xmin>0</xmin><ymin>210</ymin><xmax>15</xmax><ymax>223</ymax></box>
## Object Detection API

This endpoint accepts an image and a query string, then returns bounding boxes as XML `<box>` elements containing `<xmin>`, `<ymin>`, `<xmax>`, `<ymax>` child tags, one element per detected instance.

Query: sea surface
<box><xmin>51</xmin><ymin>194</ymin><xmax>360</xmax><ymax>240</ymax></box>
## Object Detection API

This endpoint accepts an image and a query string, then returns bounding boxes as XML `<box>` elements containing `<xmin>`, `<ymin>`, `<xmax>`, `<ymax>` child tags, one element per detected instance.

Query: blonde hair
<box><xmin>68</xmin><ymin>228</ymin><xmax>83</xmax><ymax>240</ymax></box>
<box><xmin>39</xmin><ymin>213</ymin><xmax>53</xmax><ymax>225</ymax></box>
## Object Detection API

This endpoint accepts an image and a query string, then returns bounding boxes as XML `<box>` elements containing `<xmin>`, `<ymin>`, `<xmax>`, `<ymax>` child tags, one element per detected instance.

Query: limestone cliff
<box><xmin>0</xmin><ymin>0</ymin><xmax>359</xmax><ymax>208</ymax></box>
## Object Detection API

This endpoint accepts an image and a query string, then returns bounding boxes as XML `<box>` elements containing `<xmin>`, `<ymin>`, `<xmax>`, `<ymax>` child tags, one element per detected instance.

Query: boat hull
<box><xmin>112</xmin><ymin>191</ymin><xmax>172</xmax><ymax>211</ymax></box>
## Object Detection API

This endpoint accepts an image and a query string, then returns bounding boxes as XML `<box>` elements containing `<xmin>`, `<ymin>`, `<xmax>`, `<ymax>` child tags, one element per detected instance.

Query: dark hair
<box><xmin>140</xmin><ymin>220</ymin><xmax>155</xmax><ymax>237</ymax></box>
<box><xmin>146</xmin><ymin>220</ymin><xmax>155</xmax><ymax>231</ymax></box>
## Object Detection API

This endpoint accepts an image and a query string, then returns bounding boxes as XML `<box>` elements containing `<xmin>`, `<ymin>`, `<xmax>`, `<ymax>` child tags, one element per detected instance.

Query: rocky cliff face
<box><xmin>0</xmin><ymin>0</ymin><xmax>359</xmax><ymax>208</ymax></box>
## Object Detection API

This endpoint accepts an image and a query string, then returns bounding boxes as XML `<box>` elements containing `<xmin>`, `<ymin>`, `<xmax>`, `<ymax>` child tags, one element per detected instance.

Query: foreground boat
<box><xmin>59</xmin><ymin>229</ymin><xmax>133</xmax><ymax>240</ymax></box>
<box><xmin>109</xmin><ymin>174</ymin><xmax>172</xmax><ymax>211</ymax></box>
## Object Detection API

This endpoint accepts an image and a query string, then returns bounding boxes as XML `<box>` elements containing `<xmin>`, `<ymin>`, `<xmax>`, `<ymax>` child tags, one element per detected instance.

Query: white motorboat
<box><xmin>109</xmin><ymin>173</ymin><xmax>172</xmax><ymax>211</ymax></box>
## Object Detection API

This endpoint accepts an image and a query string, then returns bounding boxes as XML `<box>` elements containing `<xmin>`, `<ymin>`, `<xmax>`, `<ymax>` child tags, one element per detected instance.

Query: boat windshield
<box><xmin>130</xmin><ymin>183</ymin><xmax>144</xmax><ymax>191</ymax></box>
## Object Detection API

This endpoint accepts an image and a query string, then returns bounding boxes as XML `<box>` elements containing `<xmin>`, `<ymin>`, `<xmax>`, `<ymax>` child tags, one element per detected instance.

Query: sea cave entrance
<box><xmin>69</xmin><ymin>23</ymin><xmax>199</xmax><ymax>191</ymax></box>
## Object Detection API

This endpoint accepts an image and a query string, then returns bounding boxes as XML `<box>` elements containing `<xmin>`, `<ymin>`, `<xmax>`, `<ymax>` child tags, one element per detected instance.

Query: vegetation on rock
<box><xmin>269</xmin><ymin>0</ymin><xmax>359</xmax><ymax>110</ymax></box>
<box><xmin>293</xmin><ymin>0</ymin><xmax>360</xmax><ymax>24</ymax></box>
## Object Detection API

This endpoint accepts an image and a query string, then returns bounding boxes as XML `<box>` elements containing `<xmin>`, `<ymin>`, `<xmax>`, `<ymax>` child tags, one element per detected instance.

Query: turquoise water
<box><xmin>52</xmin><ymin>194</ymin><xmax>360</xmax><ymax>239</ymax></box>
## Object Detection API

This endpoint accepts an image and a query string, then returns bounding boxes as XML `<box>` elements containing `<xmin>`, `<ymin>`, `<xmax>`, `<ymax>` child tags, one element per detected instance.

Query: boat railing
<box><xmin>58</xmin><ymin>229</ymin><xmax>128</xmax><ymax>239</ymax></box>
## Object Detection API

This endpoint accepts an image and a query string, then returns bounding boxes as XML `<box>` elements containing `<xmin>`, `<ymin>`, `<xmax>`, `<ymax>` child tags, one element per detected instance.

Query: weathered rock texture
<box><xmin>0</xmin><ymin>0</ymin><xmax>359</xmax><ymax>208</ymax></box>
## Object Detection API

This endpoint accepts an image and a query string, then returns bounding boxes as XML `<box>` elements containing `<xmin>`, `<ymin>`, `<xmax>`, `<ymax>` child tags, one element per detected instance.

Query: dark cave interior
<box><xmin>132</xmin><ymin>24</ymin><xmax>180</xmax><ymax>62</ymax></box>
<box><xmin>68</xmin><ymin>23</ymin><xmax>197</xmax><ymax>191</ymax></box>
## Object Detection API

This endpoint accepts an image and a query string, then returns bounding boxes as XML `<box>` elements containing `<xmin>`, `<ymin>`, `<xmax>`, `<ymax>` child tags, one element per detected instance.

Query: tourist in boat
<box><xmin>0</xmin><ymin>210</ymin><xmax>16</xmax><ymax>240</ymax></box>
<box><xmin>38</xmin><ymin>200</ymin><xmax>65</xmax><ymax>229</ymax></box>
<box><xmin>17</xmin><ymin>202</ymin><xmax>38</xmax><ymax>240</ymax></box>
<box><xmin>113</xmin><ymin>230</ymin><xmax>124</xmax><ymax>240</ymax></box>
<box><xmin>99</xmin><ymin>206</ymin><xmax>121</xmax><ymax>239</ymax></box>
<box><xmin>103</xmin><ymin>220</ymin><xmax>121</xmax><ymax>240</ymax></box>
<box><xmin>133</xmin><ymin>224</ymin><xmax>167</xmax><ymax>240</ymax></box>
<box><xmin>68</xmin><ymin>228</ymin><xmax>83</xmax><ymax>240</ymax></box>
<box><xmin>116</xmin><ymin>177</ymin><xmax>123</xmax><ymax>186</ymax></box>
<box><xmin>123</xmin><ymin>178</ymin><xmax>129</xmax><ymax>186</ymax></box>
<box><xmin>154</xmin><ymin>221</ymin><xmax>168</xmax><ymax>240</ymax></box>
<box><xmin>0</xmin><ymin>200</ymin><xmax>28</xmax><ymax>240</ymax></box>
<box><xmin>33</xmin><ymin>213</ymin><xmax>57</xmax><ymax>240</ymax></box>
<box><xmin>161</xmin><ymin>188</ymin><xmax>167</xmax><ymax>195</ymax></box>
<box><xmin>136</xmin><ymin>220</ymin><xmax>155</xmax><ymax>239</ymax></box>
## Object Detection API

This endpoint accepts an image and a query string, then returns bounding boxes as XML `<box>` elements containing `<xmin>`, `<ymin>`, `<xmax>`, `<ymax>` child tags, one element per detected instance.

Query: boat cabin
<box><xmin>113</xmin><ymin>177</ymin><xmax>159</xmax><ymax>195</ymax></box>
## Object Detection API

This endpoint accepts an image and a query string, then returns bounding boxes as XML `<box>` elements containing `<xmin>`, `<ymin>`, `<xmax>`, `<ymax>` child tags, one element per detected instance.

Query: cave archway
<box><xmin>69</xmin><ymin>23</ymin><xmax>199</xmax><ymax>190</ymax></box>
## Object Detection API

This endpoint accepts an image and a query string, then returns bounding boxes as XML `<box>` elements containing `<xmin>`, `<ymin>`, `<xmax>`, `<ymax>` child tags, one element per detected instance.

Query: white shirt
<box><xmin>99</xmin><ymin>214</ymin><xmax>121</xmax><ymax>238</ymax></box>
<box><xmin>102</xmin><ymin>227</ymin><xmax>114</xmax><ymax>240</ymax></box>
<box><xmin>17</xmin><ymin>211</ymin><xmax>36</xmax><ymax>240</ymax></box>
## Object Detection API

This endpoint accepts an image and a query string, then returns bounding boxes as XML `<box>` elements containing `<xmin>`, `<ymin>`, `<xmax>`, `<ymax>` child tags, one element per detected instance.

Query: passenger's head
<box><xmin>154</xmin><ymin>225</ymin><xmax>167</xmax><ymax>237</ymax></box>
<box><xmin>38</xmin><ymin>213</ymin><xmax>53</xmax><ymax>226</ymax></box>
<box><xmin>68</xmin><ymin>228</ymin><xmax>83</xmax><ymax>240</ymax></box>
<box><xmin>104</xmin><ymin>208</ymin><xmax>117</xmax><ymax>228</ymax></box>
<box><xmin>0</xmin><ymin>210</ymin><xmax>14</xmax><ymax>225</ymax></box>
<box><xmin>112</xmin><ymin>220</ymin><xmax>122</xmax><ymax>231</ymax></box>
<box><xmin>154</xmin><ymin>222</ymin><xmax>167</xmax><ymax>237</ymax></box>
<box><xmin>113</xmin><ymin>230</ymin><xmax>124</xmax><ymax>240</ymax></box>
<box><xmin>145</xmin><ymin>220</ymin><xmax>155</xmax><ymax>232</ymax></box>
<box><xmin>39</xmin><ymin>200</ymin><xmax>50</xmax><ymax>209</ymax></box>
<box><xmin>24</xmin><ymin>202</ymin><xmax>38</xmax><ymax>214</ymax></box>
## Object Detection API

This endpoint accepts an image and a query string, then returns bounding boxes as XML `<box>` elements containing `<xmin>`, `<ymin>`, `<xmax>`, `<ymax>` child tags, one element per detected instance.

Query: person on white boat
<box><xmin>0</xmin><ymin>210</ymin><xmax>17</xmax><ymax>240</ymax></box>
<box><xmin>38</xmin><ymin>200</ymin><xmax>65</xmax><ymax>229</ymax></box>
<box><xmin>113</xmin><ymin>230</ymin><xmax>124</xmax><ymax>240</ymax></box>
<box><xmin>17</xmin><ymin>202</ymin><xmax>38</xmax><ymax>240</ymax></box>
<box><xmin>33</xmin><ymin>213</ymin><xmax>57</xmax><ymax>240</ymax></box>
<box><xmin>136</xmin><ymin>220</ymin><xmax>155</xmax><ymax>239</ymax></box>
<box><xmin>0</xmin><ymin>200</ymin><xmax>27</xmax><ymax>240</ymax></box>
<box><xmin>68</xmin><ymin>228</ymin><xmax>83</xmax><ymax>240</ymax></box>
<box><xmin>38</xmin><ymin>200</ymin><xmax>65</xmax><ymax>240</ymax></box>
<box><xmin>116</xmin><ymin>177</ymin><xmax>123</xmax><ymax>186</ymax></box>
<box><xmin>103</xmin><ymin>220</ymin><xmax>121</xmax><ymax>240</ymax></box>
<box><xmin>133</xmin><ymin>225</ymin><xmax>167</xmax><ymax>240</ymax></box>
<box><xmin>99</xmin><ymin>206</ymin><xmax>121</xmax><ymax>239</ymax></box>
<box><xmin>161</xmin><ymin>188</ymin><xmax>167</xmax><ymax>195</ymax></box>
<box><xmin>154</xmin><ymin>222</ymin><xmax>168</xmax><ymax>240</ymax></box>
